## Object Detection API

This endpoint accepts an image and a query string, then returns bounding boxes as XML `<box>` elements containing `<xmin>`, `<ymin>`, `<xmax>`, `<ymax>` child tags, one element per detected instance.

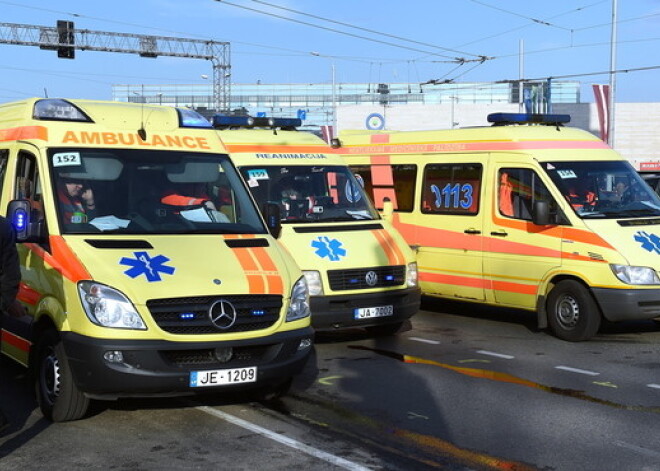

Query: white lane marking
<box><xmin>409</xmin><ymin>337</ymin><xmax>440</xmax><ymax>345</ymax></box>
<box><xmin>197</xmin><ymin>406</ymin><xmax>372</xmax><ymax>471</ymax></box>
<box><xmin>615</xmin><ymin>441</ymin><xmax>660</xmax><ymax>459</ymax></box>
<box><xmin>555</xmin><ymin>365</ymin><xmax>600</xmax><ymax>376</ymax></box>
<box><xmin>476</xmin><ymin>350</ymin><xmax>514</xmax><ymax>360</ymax></box>
<box><xmin>647</xmin><ymin>383</ymin><xmax>660</xmax><ymax>390</ymax></box>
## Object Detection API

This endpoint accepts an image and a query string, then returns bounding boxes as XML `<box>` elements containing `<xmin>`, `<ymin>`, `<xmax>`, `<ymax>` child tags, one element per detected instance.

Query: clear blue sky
<box><xmin>1</xmin><ymin>0</ymin><xmax>658</xmax><ymax>103</ymax></box>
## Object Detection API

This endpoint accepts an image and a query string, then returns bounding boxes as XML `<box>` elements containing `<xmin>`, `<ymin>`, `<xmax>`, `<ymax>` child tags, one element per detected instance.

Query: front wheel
<box><xmin>35</xmin><ymin>330</ymin><xmax>90</xmax><ymax>422</ymax></box>
<box><xmin>546</xmin><ymin>280</ymin><xmax>601</xmax><ymax>341</ymax></box>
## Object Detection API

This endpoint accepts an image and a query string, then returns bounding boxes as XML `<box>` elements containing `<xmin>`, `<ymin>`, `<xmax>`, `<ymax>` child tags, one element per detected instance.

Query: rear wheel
<box><xmin>35</xmin><ymin>330</ymin><xmax>90</xmax><ymax>422</ymax></box>
<box><xmin>546</xmin><ymin>280</ymin><xmax>601</xmax><ymax>341</ymax></box>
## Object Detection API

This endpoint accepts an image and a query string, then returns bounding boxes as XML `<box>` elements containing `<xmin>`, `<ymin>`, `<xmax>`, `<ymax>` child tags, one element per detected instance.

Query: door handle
<box><xmin>490</xmin><ymin>230</ymin><xmax>508</xmax><ymax>237</ymax></box>
<box><xmin>464</xmin><ymin>228</ymin><xmax>481</xmax><ymax>235</ymax></box>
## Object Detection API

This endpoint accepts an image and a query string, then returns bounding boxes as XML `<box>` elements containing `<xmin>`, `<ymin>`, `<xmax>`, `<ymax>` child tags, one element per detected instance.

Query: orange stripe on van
<box><xmin>372</xmin><ymin>229</ymin><xmax>405</xmax><ymax>265</ymax></box>
<box><xmin>1</xmin><ymin>330</ymin><xmax>31</xmax><ymax>353</ymax></box>
<box><xmin>420</xmin><ymin>271</ymin><xmax>537</xmax><ymax>295</ymax></box>
<box><xmin>232</xmin><ymin>246</ymin><xmax>265</xmax><ymax>293</ymax></box>
<box><xmin>251</xmin><ymin>246</ymin><xmax>284</xmax><ymax>294</ymax></box>
<box><xmin>223</xmin><ymin>144</ymin><xmax>330</xmax><ymax>154</ymax></box>
<box><xmin>0</xmin><ymin>125</ymin><xmax>48</xmax><ymax>142</ymax></box>
<box><xmin>25</xmin><ymin>236</ymin><xmax>91</xmax><ymax>282</ymax></box>
<box><xmin>490</xmin><ymin>206</ymin><xmax>614</xmax><ymax>250</ymax></box>
<box><xmin>17</xmin><ymin>282</ymin><xmax>40</xmax><ymax>306</ymax></box>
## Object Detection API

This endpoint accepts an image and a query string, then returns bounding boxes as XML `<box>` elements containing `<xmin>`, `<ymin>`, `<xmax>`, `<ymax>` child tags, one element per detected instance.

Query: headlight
<box><xmin>610</xmin><ymin>264</ymin><xmax>660</xmax><ymax>285</ymax></box>
<box><xmin>406</xmin><ymin>262</ymin><xmax>418</xmax><ymax>287</ymax></box>
<box><xmin>78</xmin><ymin>281</ymin><xmax>147</xmax><ymax>330</ymax></box>
<box><xmin>303</xmin><ymin>270</ymin><xmax>324</xmax><ymax>296</ymax></box>
<box><xmin>287</xmin><ymin>276</ymin><xmax>310</xmax><ymax>322</ymax></box>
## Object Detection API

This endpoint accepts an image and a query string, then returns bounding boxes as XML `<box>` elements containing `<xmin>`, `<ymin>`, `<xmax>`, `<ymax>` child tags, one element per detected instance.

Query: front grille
<box><xmin>147</xmin><ymin>295</ymin><xmax>282</xmax><ymax>334</ymax></box>
<box><xmin>161</xmin><ymin>344</ymin><xmax>272</xmax><ymax>367</ymax></box>
<box><xmin>327</xmin><ymin>265</ymin><xmax>405</xmax><ymax>291</ymax></box>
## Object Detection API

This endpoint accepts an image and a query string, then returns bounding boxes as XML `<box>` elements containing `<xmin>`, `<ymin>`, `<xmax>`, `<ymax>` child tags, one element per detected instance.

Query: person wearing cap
<box><xmin>58</xmin><ymin>178</ymin><xmax>97</xmax><ymax>223</ymax></box>
<box><xmin>0</xmin><ymin>215</ymin><xmax>24</xmax><ymax>435</ymax></box>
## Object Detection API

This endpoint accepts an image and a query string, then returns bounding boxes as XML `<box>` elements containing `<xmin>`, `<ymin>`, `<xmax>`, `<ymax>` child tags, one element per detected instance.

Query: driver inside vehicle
<box><xmin>58</xmin><ymin>177</ymin><xmax>98</xmax><ymax>223</ymax></box>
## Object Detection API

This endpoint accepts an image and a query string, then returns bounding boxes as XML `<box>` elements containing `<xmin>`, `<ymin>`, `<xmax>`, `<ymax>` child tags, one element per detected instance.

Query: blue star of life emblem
<box><xmin>634</xmin><ymin>231</ymin><xmax>660</xmax><ymax>254</ymax></box>
<box><xmin>311</xmin><ymin>236</ymin><xmax>346</xmax><ymax>261</ymax></box>
<box><xmin>119</xmin><ymin>251</ymin><xmax>175</xmax><ymax>282</ymax></box>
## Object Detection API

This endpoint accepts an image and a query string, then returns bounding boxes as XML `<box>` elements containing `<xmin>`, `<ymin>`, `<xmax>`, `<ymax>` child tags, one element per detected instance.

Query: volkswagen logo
<box><xmin>209</xmin><ymin>299</ymin><xmax>237</xmax><ymax>330</ymax></box>
<box><xmin>365</xmin><ymin>270</ymin><xmax>378</xmax><ymax>287</ymax></box>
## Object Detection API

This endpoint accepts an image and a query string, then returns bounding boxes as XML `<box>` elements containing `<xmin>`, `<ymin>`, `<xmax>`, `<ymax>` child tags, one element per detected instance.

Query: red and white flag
<box><xmin>592</xmin><ymin>84</ymin><xmax>610</xmax><ymax>143</ymax></box>
<box><xmin>321</xmin><ymin>125</ymin><xmax>334</xmax><ymax>144</ymax></box>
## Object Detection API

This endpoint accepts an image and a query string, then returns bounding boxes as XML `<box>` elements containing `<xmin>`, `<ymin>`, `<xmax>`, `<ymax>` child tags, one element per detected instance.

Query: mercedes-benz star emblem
<box><xmin>209</xmin><ymin>299</ymin><xmax>238</xmax><ymax>330</ymax></box>
<box><xmin>365</xmin><ymin>270</ymin><xmax>378</xmax><ymax>287</ymax></box>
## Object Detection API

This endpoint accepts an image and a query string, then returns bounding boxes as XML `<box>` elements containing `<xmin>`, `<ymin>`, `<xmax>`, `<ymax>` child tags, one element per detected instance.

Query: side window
<box><xmin>422</xmin><ymin>163</ymin><xmax>481</xmax><ymax>215</ymax></box>
<box><xmin>15</xmin><ymin>151</ymin><xmax>45</xmax><ymax>222</ymax></box>
<box><xmin>498</xmin><ymin>168</ymin><xmax>556</xmax><ymax>221</ymax></box>
<box><xmin>349</xmin><ymin>164</ymin><xmax>417</xmax><ymax>211</ymax></box>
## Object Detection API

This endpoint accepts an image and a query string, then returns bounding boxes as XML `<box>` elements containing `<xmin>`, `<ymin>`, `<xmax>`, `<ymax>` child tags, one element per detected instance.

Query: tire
<box><xmin>35</xmin><ymin>330</ymin><xmax>90</xmax><ymax>422</ymax></box>
<box><xmin>546</xmin><ymin>280</ymin><xmax>601</xmax><ymax>341</ymax></box>
<box><xmin>365</xmin><ymin>321</ymin><xmax>404</xmax><ymax>337</ymax></box>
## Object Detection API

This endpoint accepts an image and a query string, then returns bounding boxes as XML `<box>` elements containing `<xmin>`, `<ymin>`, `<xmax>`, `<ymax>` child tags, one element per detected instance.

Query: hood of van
<box><xmin>63</xmin><ymin>235</ymin><xmax>291</xmax><ymax>304</ymax></box>
<box><xmin>582</xmin><ymin>218</ymin><xmax>660</xmax><ymax>267</ymax></box>
<box><xmin>280</xmin><ymin>221</ymin><xmax>413</xmax><ymax>271</ymax></box>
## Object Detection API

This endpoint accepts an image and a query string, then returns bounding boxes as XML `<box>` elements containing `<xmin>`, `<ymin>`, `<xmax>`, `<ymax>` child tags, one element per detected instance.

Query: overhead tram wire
<box><xmin>213</xmin><ymin>0</ymin><xmax>490</xmax><ymax>63</ymax></box>
<box><xmin>456</xmin><ymin>0</ymin><xmax>608</xmax><ymax>48</ymax></box>
<box><xmin>247</xmin><ymin>0</ymin><xmax>484</xmax><ymax>60</ymax></box>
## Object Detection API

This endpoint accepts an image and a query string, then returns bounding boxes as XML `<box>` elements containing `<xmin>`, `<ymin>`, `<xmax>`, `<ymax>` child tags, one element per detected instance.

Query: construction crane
<box><xmin>0</xmin><ymin>21</ymin><xmax>231</xmax><ymax>112</ymax></box>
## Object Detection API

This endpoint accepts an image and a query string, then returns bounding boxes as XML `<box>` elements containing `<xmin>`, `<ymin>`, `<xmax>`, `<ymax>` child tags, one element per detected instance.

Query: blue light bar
<box><xmin>33</xmin><ymin>99</ymin><xmax>93</xmax><ymax>122</ymax></box>
<box><xmin>213</xmin><ymin>115</ymin><xmax>301</xmax><ymax>129</ymax></box>
<box><xmin>177</xmin><ymin>108</ymin><xmax>212</xmax><ymax>128</ymax></box>
<box><xmin>179</xmin><ymin>312</ymin><xmax>196</xmax><ymax>320</ymax></box>
<box><xmin>13</xmin><ymin>209</ymin><xmax>27</xmax><ymax>231</ymax></box>
<box><xmin>487</xmin><ymin>113</ymin><xmax>571</xmax><ymax>125</ymax></box>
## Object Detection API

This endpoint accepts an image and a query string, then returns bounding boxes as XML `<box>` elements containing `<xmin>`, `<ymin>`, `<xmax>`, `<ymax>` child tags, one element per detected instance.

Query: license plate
<box><xmin>189</xmin><ymin>367</ymin><xmax>257</xmax><ymax>387</ymax></box>
<box><xmin>354</xmin><ymin>305</ymin><xmax>394</xmax><ymax>319</ymax></box>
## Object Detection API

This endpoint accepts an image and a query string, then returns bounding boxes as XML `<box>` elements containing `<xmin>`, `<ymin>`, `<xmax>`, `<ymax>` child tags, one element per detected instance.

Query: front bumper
<box><xmin>61</xmin><ymin>327</ymin><xmax>314</xmax><ymax>399</ymax></box>
<box><xmin>310</xmin><ymin>286</ymin><xmax>421</xmax><ymax>330</ymax></box>
<box><xmin>591</xmin><ymin>287</ymin><xmax>660</xmax><ymax>321</ymax></box>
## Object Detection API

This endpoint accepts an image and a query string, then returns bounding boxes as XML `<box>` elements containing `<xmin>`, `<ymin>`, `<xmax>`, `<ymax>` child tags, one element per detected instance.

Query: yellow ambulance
<box><xmin>0</xmin><ymin>98</ymin><xmax>313</xmax><ymax>421</ymax></box>
<box><xmin>213</xmin><ymin>116</ymin><xmax>420</xmax><ymax>335</ymax></box>
<box><xmin>338</xmin><ymin>113</ymin><xmax>660</xmax><ymax>341</ymax></box>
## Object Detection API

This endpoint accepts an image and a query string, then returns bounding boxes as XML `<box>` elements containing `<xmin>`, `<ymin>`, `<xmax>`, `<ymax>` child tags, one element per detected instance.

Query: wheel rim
<box><xmin>40</xmin><ymin>346</ymin><xmax>61</xmax><ymax>406</ymax></box>
<box><xmin>556</xmin><ymin>294</ymin><xmax>580</xmax><ymax>329</ymax></box>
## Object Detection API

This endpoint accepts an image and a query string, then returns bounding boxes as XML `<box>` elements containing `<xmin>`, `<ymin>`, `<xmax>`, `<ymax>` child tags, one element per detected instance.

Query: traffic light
<box><xmin>57</xmin><ymin>20</ymin><xmax>75</xmax><ymax>59</ymax></box>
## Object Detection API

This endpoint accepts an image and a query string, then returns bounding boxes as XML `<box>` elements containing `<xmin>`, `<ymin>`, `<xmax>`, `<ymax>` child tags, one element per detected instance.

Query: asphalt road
<box><xmin>2</xmin><ymin>297</ymin><xmax>659</xmax><ymax>470</ymax></box>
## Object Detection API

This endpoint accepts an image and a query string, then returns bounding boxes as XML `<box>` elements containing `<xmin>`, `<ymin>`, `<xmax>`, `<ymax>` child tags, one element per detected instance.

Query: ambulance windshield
<box><xmin>543</xmin><ymin>160</ymin><xmax>660</xmax><ymax>219</ymax></box>
<box><xmin>50</xmin><ymin>148</ymin><xmax>266</xmax><ymax>234</ymax></box>
<box><xmin>239</xmin><ymin>165</ymin><xmax>379</xmax><ymax>222</ymax></box>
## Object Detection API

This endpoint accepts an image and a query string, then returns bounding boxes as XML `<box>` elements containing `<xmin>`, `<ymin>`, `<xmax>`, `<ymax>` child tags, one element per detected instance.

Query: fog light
<box><xmin>103</xmin><ymin>350</ymin><xmax>124</xmax><ymax>363</ymax></box>
<box><xmin>298</xmin><ymin>338</ymin><xmax>313</xmax><ymax>350</ymax></box>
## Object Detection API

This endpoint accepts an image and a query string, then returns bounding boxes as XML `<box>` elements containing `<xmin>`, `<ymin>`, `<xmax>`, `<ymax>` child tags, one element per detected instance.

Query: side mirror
<box><xmin>531</xmin><ymin>200</ymin><xmax>551</xmax><ymax>226</ymax></box>
<box><xmin>263</xmin><ymin>202</ymin><xmax>282</xmax><ymax>239</ymax></box>
<box><xmin>7</xmin><ymin>199</ymin><xmax>46</xmax><ymax>242</ymax></box>
<box><xmin>381</xmin><ymin>197</ymin><xmax>394</xmax><ymax>222</ymax></box>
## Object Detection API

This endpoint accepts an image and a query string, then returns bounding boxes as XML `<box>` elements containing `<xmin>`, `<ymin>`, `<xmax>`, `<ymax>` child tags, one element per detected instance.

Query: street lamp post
<box><xmin>608</xmin><ymin>0</ymin><xmax>618</xmax><ymax>147</ymax></box>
